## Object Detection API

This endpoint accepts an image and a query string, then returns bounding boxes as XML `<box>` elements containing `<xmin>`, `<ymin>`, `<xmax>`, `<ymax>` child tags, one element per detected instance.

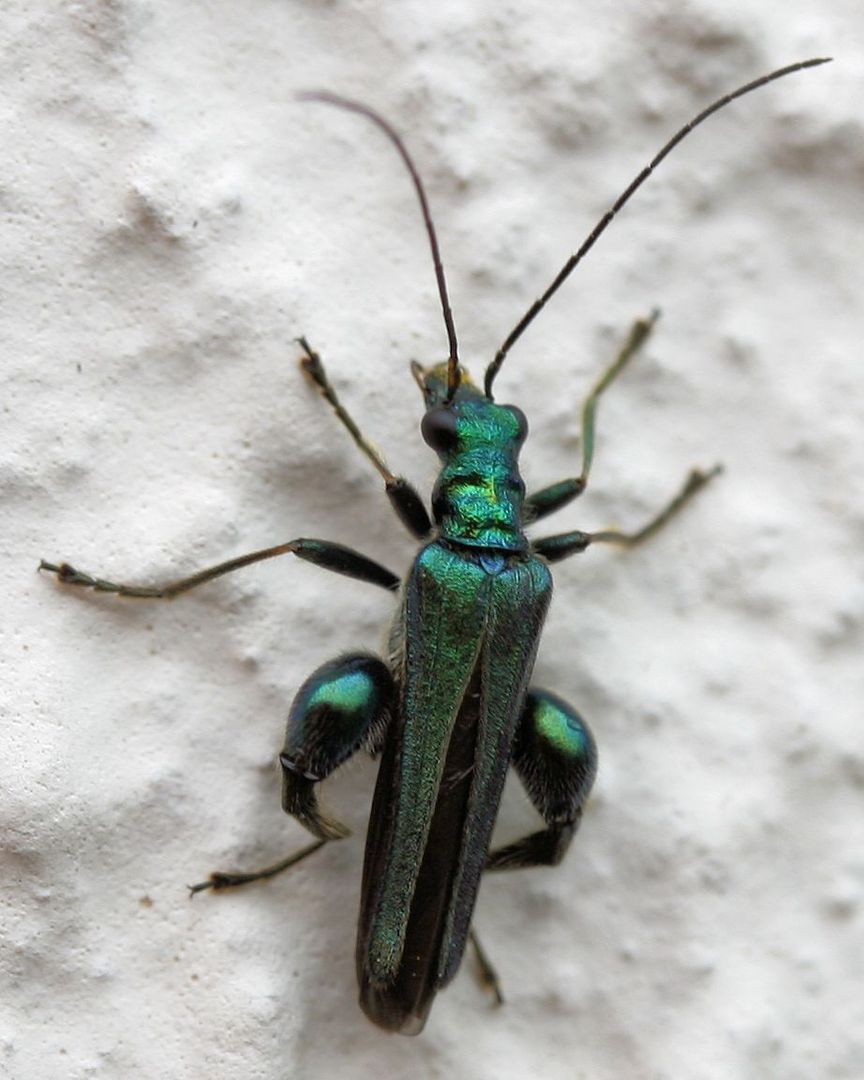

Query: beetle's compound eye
<box><xmin>421</xmin><ymin>406</ymin><xmax>459</xmax><ymax>452</ymax></box>
<box><xmin>507</xmin><ymin>404</ymin><xmax>529</xmax><ymax>446</ymax></box>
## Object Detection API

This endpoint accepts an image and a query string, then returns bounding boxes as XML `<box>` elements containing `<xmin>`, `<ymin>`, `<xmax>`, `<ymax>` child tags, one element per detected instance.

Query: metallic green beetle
<box><xmin>41</xmin><ymin>58</ymin><xmax>828</xmax><ymax>1034</ymax></box>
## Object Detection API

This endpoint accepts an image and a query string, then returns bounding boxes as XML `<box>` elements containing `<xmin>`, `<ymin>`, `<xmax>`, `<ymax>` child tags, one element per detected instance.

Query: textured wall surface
<box><xmin>2</xmin><ymin>3</ymin><xmax>861</xmax><ymax>1078</ymax></box>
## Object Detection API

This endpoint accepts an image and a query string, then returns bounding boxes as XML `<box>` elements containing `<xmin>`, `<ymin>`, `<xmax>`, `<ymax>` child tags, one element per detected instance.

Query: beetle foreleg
<box><xmin>298</xmin><ymin>337</ymin><xmax>432</xmax><ymax>539</ymax></box>
<box><xmin>524</xmin><ymin>311</ymin><xmax>660</xmax><ymax>523</ymax></box>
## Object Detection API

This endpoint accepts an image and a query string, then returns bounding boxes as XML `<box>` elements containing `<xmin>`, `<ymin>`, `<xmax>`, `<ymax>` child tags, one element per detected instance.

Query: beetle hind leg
<box><xmin>468</xmin><ymin>928</ymin><xmax>505</xmax><ymax>1006</ymax></box>
<box><xmin>188</xmin><ymin>839</ymin><xmax>328</xmax><ymax>894</ymax></box>
<box><xmin>190</xmin><ymin>652</ymin><xmax>394</xmax><ymax>893</ymax></box>
<box><xmin>280</xmin><ymin>652</ymin><xmax>394</xmax><ymax>838</ymax></box>
<box><xmin>486</xmin><ymin>689</ymin><xmax>597</xmax><ymax>870</ymax></box>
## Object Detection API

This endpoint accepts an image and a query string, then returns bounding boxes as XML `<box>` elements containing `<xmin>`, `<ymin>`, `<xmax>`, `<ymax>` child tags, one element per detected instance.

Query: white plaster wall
<box><xmin>2</xmin><ymin>3</ymin><xmax>861</xmax><ymax>1078</ymax></box>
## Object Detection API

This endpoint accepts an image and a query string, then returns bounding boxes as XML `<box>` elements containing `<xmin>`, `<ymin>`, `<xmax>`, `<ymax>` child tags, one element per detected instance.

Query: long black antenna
<box><xmin>299</xmin><ymin>92</ymin><xmax>461</xmax><ymax>399</ymax></box>
<box><xmin>483</xmin><ymin>57</ymin><xmax>831</xmax><ymax>398</ymax></box>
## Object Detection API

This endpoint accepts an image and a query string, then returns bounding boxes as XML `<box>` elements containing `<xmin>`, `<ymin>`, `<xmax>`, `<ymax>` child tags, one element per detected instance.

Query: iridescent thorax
<box><xmin>416</xmin><ymin>362</ymin><xmax>529</xmax><ymax>553</ymax></box>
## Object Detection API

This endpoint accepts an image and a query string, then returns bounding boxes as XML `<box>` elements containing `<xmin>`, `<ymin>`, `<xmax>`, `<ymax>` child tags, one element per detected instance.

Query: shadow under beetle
<box><xmin>41</xmin><ymin>58</ymin><xmax>828</xmax><ymax>1034</ymax></box>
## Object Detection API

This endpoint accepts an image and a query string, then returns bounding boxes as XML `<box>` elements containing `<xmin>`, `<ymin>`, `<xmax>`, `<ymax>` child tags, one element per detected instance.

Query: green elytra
<box><xmin>40</xmin><ymin>58</ymin><xmax>829</xmax><ymax>1035</ymax></box>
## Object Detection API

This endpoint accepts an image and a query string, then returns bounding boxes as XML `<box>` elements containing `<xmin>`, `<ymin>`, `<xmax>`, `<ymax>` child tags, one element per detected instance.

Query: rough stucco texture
<box><xmin>2</xmin><ymin>3</ymin><xmax>862</xmax><ymax>1079</ymax></box>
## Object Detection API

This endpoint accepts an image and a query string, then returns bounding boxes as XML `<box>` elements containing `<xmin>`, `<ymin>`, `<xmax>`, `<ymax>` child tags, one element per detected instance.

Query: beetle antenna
<box><xmin>483</xmin><ymin>57</ymin><xmax>831</xmax><ymax>398</ymax></box>
<box><xmin>299</xmin><ymin>92</ymin><xmax>461</xmax><ymax>400</ymax></box>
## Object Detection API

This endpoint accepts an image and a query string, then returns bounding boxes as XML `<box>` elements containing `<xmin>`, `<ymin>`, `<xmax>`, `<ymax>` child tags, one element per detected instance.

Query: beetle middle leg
<box><xmin>190</xmin><ymin>652</ymin><xmax>395</xmax><ymax>894</ymax></box>
<box><xmin>39</xmin><ymin>536</ymin><xmax>400</xmax><ymax>598</ymax></box>
<box><xmin>531</xmin><ymin>460</ymin><xmax>722</xmax><ymax>563</ymax></box>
